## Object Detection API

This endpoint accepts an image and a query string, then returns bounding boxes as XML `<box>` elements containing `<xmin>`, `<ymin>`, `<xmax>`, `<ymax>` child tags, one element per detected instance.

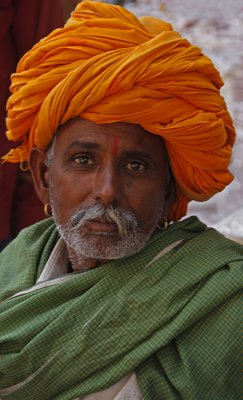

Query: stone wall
<box><xmin>126</xmin><ymin>0</ymin><xmax>243</xmax><ymax>239</ymax></box>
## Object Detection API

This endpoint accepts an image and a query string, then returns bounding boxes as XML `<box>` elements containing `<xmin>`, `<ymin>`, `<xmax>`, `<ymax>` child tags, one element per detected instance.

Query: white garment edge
<box><xmin>76</xmin><ymin>373</ymin><xmax>143</xmax><ymax>400</ymax></box>
<box><xmin>6</xmin><ymin>238</ymin><xmax>183</xmax><ymax>301</ymax></box>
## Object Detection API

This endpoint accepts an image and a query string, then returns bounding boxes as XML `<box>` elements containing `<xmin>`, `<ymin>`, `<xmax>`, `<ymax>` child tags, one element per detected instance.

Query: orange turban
<box><xmin>3</xmin><ymin>0</ymin><xmax>236</xmax><ymax>220</ymax></box>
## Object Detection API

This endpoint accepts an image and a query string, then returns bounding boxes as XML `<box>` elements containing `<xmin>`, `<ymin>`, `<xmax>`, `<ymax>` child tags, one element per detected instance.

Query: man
<box><xmin>0</xmin><ymin>1</ymin><xmax>242</xmax><ymax>399</ymax></box>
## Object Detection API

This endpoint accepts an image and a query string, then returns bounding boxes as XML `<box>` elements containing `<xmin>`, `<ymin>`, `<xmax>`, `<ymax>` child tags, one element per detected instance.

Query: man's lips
<box><xmin>83</xmin><ymin>219</ymin><xmax>118</xmax><ymax>234</ymax></box>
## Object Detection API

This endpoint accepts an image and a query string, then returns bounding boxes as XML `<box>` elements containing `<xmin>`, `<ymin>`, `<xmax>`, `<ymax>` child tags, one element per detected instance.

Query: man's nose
<box><xmin>93</xmin><ymin>165</ymin><xmax>119</xmax><ymax>206</ymax></box>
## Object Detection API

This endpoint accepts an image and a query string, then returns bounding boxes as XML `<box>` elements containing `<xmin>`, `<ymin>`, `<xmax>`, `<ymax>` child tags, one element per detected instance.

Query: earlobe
<box><xmin>29</xmin><ymin>148</ymin><xmax>50</xmax><ymax>205</ymax></box>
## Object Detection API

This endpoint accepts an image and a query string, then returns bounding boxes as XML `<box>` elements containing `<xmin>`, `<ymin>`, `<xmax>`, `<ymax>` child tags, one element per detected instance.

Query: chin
<box><xmin>65</xmin><ymin>231</ymin><xmax>148</xmax><ymax>261</ymax></box>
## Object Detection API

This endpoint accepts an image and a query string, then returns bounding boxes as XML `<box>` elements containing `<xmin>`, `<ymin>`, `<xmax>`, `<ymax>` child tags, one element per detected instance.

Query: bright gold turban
<box><xmin>3</xmin><ymin>0</ymin><xmax>236</xmax><ymax>220</ymax></box>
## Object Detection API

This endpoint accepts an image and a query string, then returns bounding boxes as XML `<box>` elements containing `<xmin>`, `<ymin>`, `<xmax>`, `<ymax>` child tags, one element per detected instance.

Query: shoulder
<box><xmin>169</xmin><ymin>215</ymin><xmax>243</xmax><ymax>255</ymax></box>
<box><xmin>0</xmin><ymin>218</ymin><xmax>57</xmax><ymax>259</ymax></box>
<box><xmin>153</xmin><ymin>215</ymin><xmax>242</xmax><ymax>313</ymax></box>
<box><xmin>0</xmin><ymin>218</ymin><xmax>59</xmax><ymax>301</ymax></box>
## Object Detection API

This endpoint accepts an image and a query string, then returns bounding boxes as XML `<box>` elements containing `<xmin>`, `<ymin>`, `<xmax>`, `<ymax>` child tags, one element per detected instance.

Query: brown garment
<box><xmin>0</xmin><ymin>0</ymin><xmax>64</xmax><ymax>241</ymax></box>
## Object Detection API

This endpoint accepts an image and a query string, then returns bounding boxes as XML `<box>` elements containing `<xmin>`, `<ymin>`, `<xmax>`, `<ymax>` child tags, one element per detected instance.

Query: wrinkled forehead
<box><xmin>48</xmin><ymin>117</ymin><xmax>168</xmax><ymax>163</ymax></box>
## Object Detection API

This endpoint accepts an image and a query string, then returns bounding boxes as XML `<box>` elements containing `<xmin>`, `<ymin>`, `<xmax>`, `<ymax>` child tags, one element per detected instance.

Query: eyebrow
<box><xmin>65</xmin><ymin>141</ymin><xmax>153</xmax><ymax>161</ymax></box>
<box><xmin>122</xmin><ymin>151</ymin><xmax>153</xmax><ymax>161</ymax></box>
<box><xmin>66</xmin><ymin>140</ymin><xmax>100</xmax><ymax>151</ymax></box>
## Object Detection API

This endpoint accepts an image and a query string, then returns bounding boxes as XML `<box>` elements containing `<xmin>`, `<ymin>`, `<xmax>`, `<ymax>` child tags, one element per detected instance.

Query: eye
<box><xmin>126</xmin><ymin>161</ymin><xmax>145</xmax><ymax>172</ymax></box>
<box><xmin>72</xmin><ymin>155</ymin><xmax>94</xmax><ymax>166</ymax></box>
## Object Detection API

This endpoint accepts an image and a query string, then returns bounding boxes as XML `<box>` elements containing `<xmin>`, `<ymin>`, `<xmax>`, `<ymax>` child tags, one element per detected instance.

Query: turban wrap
<box><xmin>3</xmin><ymin>0</ymin><xmax>236</xmax><ymax>220</ymax></box>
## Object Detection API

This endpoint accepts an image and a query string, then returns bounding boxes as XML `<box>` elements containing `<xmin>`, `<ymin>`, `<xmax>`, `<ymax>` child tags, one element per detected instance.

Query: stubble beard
<box><xmin>50</xmin><ymin>201</ymin><xmax>154</xmax><ymax>261</ymax></box>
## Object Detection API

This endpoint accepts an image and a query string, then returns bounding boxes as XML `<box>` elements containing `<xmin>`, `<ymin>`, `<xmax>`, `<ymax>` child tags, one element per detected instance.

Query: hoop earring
<box><xmin>156</xmin><ymin>217</ymin><xmax>169</xmax><ymax>230</ymax></box>
<box><xmin>44</xmin><ymin>203</ymin><xmax>52</xmax><ymax>217</ymax></box>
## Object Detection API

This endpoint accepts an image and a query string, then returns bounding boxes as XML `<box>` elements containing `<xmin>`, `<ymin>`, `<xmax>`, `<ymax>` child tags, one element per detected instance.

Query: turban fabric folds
<box><xmin>3</xmin><ymin>0</ymin><xmax>236</xmax><ymax>220</ymax></box>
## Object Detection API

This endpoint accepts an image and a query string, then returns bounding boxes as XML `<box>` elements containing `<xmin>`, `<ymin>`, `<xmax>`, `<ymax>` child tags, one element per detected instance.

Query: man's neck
<box><xmin>68</xmin><ymin>247</ymin><xmax>108</xmax><ymax>272</ymax></box>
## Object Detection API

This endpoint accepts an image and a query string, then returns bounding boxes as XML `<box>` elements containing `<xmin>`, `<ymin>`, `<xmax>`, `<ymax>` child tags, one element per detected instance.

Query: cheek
<box><xmin>49</xmin><ymin>178</ymin><xmax>67</xmax><ymax>221</ymax></box>
<box><xmin>48</xmin><ymin>172</ymin><xmax>90</xmax><ymax>222</ymax></box>
<box><xmin>128</xmin><ymin>186</ymin><xmax>166</xmax><ymax>231</ymax></box>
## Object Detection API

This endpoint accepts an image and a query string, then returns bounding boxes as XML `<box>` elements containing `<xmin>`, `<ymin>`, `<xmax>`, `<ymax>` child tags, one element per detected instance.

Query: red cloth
<box><xmin>0</xmin><ymin>0</ymin><xmax>64</xmax><ymax>241</ymax></box>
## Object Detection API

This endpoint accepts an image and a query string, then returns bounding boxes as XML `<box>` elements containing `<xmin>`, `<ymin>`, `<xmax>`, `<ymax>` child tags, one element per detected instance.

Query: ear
<box><xmin>29</xmin><ymin>148</ymin><xmax>50</xmax><ymax>205</ymax></box>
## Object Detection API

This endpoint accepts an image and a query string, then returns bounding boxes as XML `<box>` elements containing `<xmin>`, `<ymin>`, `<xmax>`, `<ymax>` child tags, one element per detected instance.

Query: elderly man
<box><xmin>0</xmin><ymin>1</ymin><xmax>242</xmax><ymax>399</ymax></box>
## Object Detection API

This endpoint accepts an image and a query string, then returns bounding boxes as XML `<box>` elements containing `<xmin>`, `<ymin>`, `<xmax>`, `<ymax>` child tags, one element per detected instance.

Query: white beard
<box><xmin>52</xmin><ymin>204</ymin><xmax>152</xmax><ymax>260</ymax></box>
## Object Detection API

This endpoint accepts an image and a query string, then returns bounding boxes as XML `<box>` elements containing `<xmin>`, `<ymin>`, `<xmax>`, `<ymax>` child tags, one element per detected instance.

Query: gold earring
<box><xmin>156</xmin><ymin>217</ymin><xmax>169</xmax><ymax>230</ymax></box>
<box><xmin>44</xmin><ymin>203</ymin><xmax>52</xmax><ymax>217</ymax></box>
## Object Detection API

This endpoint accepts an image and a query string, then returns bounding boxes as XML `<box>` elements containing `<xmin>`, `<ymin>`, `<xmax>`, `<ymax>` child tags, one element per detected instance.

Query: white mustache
<box><xmin>69</xmin><ymin>204</ymin><xmax>138</xmax><ymax>237</ymax></box>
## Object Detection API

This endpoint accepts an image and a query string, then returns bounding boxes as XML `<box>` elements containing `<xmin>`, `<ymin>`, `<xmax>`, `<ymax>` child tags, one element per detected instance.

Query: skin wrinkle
<box><xmin>45</xmin><ymin>121</ymin><xmax>172</xmax><ymax>185</ymax></box>
<box><xmin>37</xmin><ymin>119</ymin><xmax>174</xmax><ymax>271</ymax></box>
<box><xmin>45</xmin><ymin>134</ymin><xmax>172</xmax><ymax>202</ymax></box>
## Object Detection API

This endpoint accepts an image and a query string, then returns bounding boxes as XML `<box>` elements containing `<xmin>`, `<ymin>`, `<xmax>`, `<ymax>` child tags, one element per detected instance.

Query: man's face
<box><xmin>46</xmin><ymin>118</ymin><xmax>170</xmax><ymax>260</ymax></box>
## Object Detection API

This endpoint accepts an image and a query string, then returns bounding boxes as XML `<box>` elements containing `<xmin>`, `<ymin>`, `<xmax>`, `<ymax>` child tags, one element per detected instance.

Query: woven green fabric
<box><xmin>0</xmin><ymin>216</ymin><xmax>242</xmax><ymax>399</ymax></box>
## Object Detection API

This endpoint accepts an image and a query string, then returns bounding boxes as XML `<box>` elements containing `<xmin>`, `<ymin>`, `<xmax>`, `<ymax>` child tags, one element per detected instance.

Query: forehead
<box><xmin>54</xmin><ymin>118</ymin><xmax>166</xmax><ymax>160</ymax></box>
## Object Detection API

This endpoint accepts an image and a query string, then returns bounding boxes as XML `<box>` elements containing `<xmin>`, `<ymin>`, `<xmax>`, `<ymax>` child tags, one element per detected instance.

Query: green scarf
<box><xmin>0</xmin><ymin>216</ymin><xmax>242</xmax><ymax>399</ymax></box>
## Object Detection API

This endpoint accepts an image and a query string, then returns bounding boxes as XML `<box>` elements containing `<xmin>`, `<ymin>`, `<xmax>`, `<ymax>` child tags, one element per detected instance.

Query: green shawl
<box><xmin>0</xmin><ymin>216</ymin><xmax>242</xmax><ymax>399</ymax></box>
